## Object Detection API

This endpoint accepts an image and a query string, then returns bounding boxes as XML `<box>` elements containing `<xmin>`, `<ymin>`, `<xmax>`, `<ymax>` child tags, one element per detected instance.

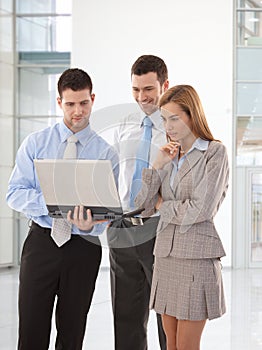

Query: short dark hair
<box><xmin>57</xmin><ymin>68</ymin><xmax>93</xmax><ymax>98</ymax></box>
<box><xmin>131</xmin><ymin>55</ymin><xmax>168</xmax><ymax>85</ymax></box>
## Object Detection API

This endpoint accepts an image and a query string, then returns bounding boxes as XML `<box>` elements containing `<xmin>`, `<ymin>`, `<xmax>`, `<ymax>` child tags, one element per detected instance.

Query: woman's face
<box><xmin>161</xmin><ymin>102</ymin><xmax>193</xmax><ymax>142</ymax></box>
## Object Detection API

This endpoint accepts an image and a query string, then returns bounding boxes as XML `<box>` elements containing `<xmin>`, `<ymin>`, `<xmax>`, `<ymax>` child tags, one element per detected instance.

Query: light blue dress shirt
<box><xmin>170</xmin><ymin>138</ymin><xmax>209</xmax><ymax>187</ymax></box>
<box><xmin>6</xmin><ymin>121</ymin><xmax>119</xmax><ymax>236</ymax></box>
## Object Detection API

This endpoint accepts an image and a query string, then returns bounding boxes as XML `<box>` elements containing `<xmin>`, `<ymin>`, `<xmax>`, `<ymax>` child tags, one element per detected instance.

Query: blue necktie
<box><xmin>130</xmin><ymin>116</ymin><xmax>153</xmax><ymax>209</ymax></box>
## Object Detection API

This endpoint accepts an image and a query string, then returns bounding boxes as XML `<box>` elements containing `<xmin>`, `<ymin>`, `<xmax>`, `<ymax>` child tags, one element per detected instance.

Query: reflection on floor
<box><xmin>0</xmin><ymin>267</ymin><xmax>262</xmax><ymax>349</ymax></box>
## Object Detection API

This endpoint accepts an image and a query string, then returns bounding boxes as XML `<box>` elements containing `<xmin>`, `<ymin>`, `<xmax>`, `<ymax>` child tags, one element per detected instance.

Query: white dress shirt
<box><xmin>113</xmin><ymin>109</ymin><xmax>167</xmax><ymax>213</ymax></box>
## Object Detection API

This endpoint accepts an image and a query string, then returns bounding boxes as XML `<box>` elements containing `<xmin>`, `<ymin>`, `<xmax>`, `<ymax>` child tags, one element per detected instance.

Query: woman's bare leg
<box><xmin>161</xmin><ymin>314</ymin><xmax>206</xmax><ymax>350</ymax></box>
<box><xmin>176</xmin><ymin>319</ymin><xmax>206</xmax><ymax>350</ymax></box>
<box><xmin>161</xmin><ymin>314</ymin><xmax>178</xmax><ymax>350</ymax></box>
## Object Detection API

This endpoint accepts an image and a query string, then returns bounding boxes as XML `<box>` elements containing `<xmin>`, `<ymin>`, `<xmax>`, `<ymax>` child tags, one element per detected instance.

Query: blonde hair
<box><xmin>159</xmin><ymin>85</ymin><xmax>217</xmax><ymax>141</ymax></box>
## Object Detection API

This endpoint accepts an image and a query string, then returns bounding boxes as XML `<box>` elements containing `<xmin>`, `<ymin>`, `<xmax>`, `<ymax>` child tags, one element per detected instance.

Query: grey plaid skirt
<box><xmin>150</xmin><ymin>256</ymin><xmax>226</xmax><ymax>320</ymax></box>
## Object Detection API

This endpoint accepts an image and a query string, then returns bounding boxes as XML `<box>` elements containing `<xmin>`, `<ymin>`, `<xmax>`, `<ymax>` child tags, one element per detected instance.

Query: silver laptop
<box><xmin>34</xmin><ymin>159</ymin><xmax>143</xmax><ymax>220</ymax></box>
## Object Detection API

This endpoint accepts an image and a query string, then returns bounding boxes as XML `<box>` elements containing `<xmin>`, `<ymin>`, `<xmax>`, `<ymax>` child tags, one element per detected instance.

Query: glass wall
<box><xmin>236</xmin><ymin>0</ymin><xmax>262</xmax><ymax>166</ymax></box>
<box><xmin>251</xmin><ymin>172</ymin><xmax>262</xmax><ymax>263</ymax></box>
<box><xmin>15</xmin><ymin>0</ymin><xmax>72</xmax><ymax>258</ymax></box>
<box><xmin>0</xmin><ymin>0</ymin><xmax>15</xmax><ymax>266</ymax></box>
<box><xmin>234</xmin><ymin>0</ymin><xmax>262</xmax><ymax>267</ymax></box>
<box><xmin>16</xmin><ymin>0</ymin><xmax>71</xmax><ymax>126</ymax></box>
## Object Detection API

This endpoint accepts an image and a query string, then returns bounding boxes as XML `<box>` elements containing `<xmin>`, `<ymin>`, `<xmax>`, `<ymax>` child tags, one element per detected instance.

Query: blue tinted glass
<box><xmin>17</xmin><ymin>16</ymin><xmax>71</xmax><ymax>52</ymax></box>
<box><xmin>16</xmin><ymin>0</ymin><xmax>71</xmax><ymax>14</ymax></box>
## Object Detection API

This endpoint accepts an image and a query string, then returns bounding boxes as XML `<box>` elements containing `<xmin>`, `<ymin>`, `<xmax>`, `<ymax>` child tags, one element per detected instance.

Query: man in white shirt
<box><xmin>108</xmin><ymin>55</ymin><xmax>169</xmax><ymax>350</ymax></box>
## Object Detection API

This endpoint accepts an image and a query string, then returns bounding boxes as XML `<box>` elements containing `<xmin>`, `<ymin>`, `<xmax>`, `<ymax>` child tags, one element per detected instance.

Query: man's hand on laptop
<box><xmin>67</xmin><ymin>205</ymin><xmax>108</xmax><ymax>231</ymax></box>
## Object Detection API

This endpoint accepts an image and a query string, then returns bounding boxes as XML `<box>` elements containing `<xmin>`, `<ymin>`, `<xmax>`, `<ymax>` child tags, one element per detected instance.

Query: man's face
<box><xmin>57</xmin><ymin>88</ymin><xmax>95</xmax><ymax>133</ymax></box>
<box><xmin>131</xmin><ymin>72</ymin><xmax>168</xmax><ymax>115</ymax></box>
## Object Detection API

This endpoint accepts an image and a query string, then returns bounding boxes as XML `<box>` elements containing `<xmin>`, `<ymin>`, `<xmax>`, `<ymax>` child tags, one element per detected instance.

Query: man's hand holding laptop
<box><xmin>67</xmin><ymin>205</ymin><xmax>108</xmax><ymax>231</ymax></box>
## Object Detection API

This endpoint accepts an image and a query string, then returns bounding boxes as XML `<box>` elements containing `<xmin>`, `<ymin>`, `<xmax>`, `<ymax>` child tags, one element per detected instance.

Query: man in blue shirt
<box><xmin>6</xmin><ymin>68</ymin><xmax>119</xmax><ymax>350</ymax></box>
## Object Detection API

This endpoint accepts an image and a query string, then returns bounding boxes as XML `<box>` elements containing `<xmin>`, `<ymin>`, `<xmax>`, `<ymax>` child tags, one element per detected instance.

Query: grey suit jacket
<box><xmin>135</xmin><ymin>141</ymin><xmax>229</xmax><ymax>259</ymax></box>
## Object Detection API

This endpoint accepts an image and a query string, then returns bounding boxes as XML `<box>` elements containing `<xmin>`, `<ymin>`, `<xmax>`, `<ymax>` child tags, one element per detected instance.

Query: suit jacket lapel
<box><xmin>172</xmin><ymin>148</ymin><xmax>204</xmax><ymax>192</ymax></box>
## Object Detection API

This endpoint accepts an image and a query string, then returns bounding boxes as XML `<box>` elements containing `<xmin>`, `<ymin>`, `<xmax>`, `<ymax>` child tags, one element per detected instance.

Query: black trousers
<box><xmin>108</xmin><ymin>217</ymin><xmax>166</xmax><ymax>350</ymax></box>
<box><xmin>18</xmin><ymin>222</ymin><xmax>102</xmax><ymax>350</ymax></box>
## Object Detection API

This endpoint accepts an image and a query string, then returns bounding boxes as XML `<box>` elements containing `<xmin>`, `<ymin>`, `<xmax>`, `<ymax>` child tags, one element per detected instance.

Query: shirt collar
<box><xmin>189</xmin><ymin>138</ymin><xmax>209</xmax><ymax>153</ymax></box>
<box><xmin>172</xmin><ymin>138</ymin><xmax>209</xmax><ymax>164</ymax></box>
<box><xmin>59</xmin><ymin>120</ymin><xmax>93</xmax><ymax>146</ymax></box>
<box><xmin>138</xmin><ymin>109</ymin><xmax>164</xmax><ymax>130</ymax></box>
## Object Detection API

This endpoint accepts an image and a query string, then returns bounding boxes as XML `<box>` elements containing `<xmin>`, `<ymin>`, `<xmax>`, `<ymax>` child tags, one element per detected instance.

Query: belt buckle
<box><xmin>130</xmin><ymin>217</ymin><xmax>144</xmax><ymax>226</ymax></box>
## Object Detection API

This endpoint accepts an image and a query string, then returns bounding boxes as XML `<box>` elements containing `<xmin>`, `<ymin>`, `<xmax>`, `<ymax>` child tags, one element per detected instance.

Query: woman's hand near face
<box><xmin>67</xmin><ymin>205</ymin><xmax>107</xmax><ymax>231</ymax></box>
<box><xmin>153</xmin><ymin>141</ymin><xmax>180</xmax><ymax>169</ymax></box>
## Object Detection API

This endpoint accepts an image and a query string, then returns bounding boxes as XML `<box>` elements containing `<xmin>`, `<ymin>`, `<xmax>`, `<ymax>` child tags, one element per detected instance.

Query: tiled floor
<box><xmin>0</xmin><ymin>266</ymin><xmax>262</xmax><ymax>349</ymax></box>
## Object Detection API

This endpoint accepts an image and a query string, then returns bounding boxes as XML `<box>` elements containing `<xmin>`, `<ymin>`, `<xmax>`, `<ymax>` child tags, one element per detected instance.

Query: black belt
<box><xmin>30</xmin><ymin>221</ymin><xmax>51</xmax><ymax>233</ymax></box>
<box><xmin>30</xmin><ymin>221</ymin><xmax>100</xmax><ymax>245</ymax></box>
<box><xmin>124</xmin><ymin>216</ymin><xmax>154</xmax><ymax>226</ymax></box>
